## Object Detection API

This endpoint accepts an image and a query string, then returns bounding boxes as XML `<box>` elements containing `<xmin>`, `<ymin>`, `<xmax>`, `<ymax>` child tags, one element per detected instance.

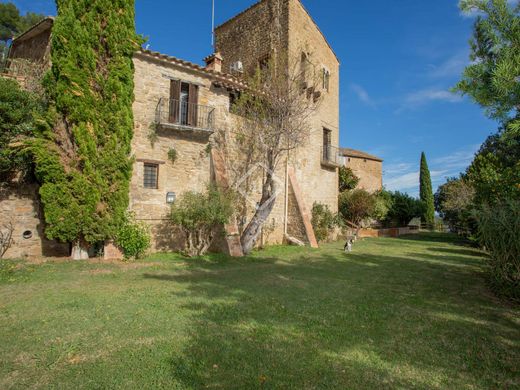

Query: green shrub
<box><xmin>338</xmin><ymin>166</ymin><xmax>359</xmax><ymax>192</ymax></box>
<box><xmin>338</xmin><ymin>189</ymin><xmax>376</xmax><ymax>227</ymax></box>
<box><xmin>170</xmin><ymin>186</ymin><xmax>233</xmax><ymax>257</ymax></box>
<box><xmin>115</xmin><ymin>214</ymin><xmax>151</xmax><ymax>260</ymax></box>
<box><xmin>477</xmin><ymin>200</ymin><xmax>520</xmax><ymax>301</ymax></box>
<box><xmin>311</xmin><ymin>202</ymin><xmax>339</xmax><ymax>242</ymax></box>
<box><xmin>384</xmin><ymin>191</ymin><xmax>425</xmax><ymax>227</ymax></box>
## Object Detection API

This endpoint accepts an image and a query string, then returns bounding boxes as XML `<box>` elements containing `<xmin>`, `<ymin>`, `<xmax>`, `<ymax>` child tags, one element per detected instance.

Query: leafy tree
<box><xmin>338</xmin><ymin>166</ymin><xmax>359</xmax><ymax>192</ymax></box>
<box><xmin>466</xmin><ymin>124</ymin><xmax>520</xmax><ymax>205</ymax></box>
<box><xmin>434</xmin><ymin>177</ymin><xmax>477</xmax><ymax>235</ymax></box>
<box><xmin>28</xmin><ymin>0</ymin><xmax>141</xmax><ymax>259</ymax></box>
<box><xmin>0</xmin><ymin>77</ymin><xmax>43</xmax><ymax>182</ymax></box>
<box><xmin>385</xmin><ymin>191</ymin><xmax>425</xmax><ymax>227</ymax></box>
<box><xmin>455</xmin><ymin>0</ymin><xmax>520</xmax><ymax>124</ymax></box>
<box><xmin>170</xmin><ymin>186</ymin><xmax>234</xmax><ymax>257</ymax></box>
<box><xmin>419</xmin><ymin>152</ymin><xmax>435</xmax><ymax>225</ymax></box>
<box><xmin>338</xmin><ymin>189</ymin><xmax>376</xmax><ymax>227</ymax></box>
<box><xmin>372</xmin><ymin>189</ymin><xmax>393</xmax><ymax>222</ymax></box>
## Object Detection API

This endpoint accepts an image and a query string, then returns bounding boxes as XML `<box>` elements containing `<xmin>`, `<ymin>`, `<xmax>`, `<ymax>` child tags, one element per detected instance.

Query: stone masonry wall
<box><xmin>9</xmin><ymin>28</ymin><xmax>51</xmax><ymax>64</ymax></box>
<box><xmin>345</xmin><ymin>157</ymin><xmax>383</xmax><ymax>193</ymax></box>
<box><xmin>215</xmin><ymin>0</ymin><xmax>290</xmax><ymax>75</ymax></box>
<box><xmin>287</xmin><ymin>0</ymin><xmax>340</xmax><ymax>213</ymax></box>
<box><xmin>0</xmin><ymin>184</ymin><xmax>69</xmax><ymax>258</ymax></box>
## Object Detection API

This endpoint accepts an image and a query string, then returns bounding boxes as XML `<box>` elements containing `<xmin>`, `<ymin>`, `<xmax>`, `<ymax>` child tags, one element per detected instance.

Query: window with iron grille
<box><xmin>143</xmin><ymin>163</ymin><xmax>158</xmax><ymax>189</ymax></box>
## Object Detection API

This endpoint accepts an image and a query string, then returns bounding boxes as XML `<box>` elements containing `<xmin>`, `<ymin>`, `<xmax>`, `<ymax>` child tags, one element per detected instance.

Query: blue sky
<box><xmin>8</xmin><ymin>0</ymin><xmax>507</xmax><ymax>196</ymax></box>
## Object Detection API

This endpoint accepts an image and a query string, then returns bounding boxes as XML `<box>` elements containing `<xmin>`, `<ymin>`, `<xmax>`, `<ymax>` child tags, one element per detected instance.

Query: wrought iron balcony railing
<box><xmin>321</xmin><ymin>145</ymin><xmax>343</xmax><ymax>167</ymax></box>
<box><xmin>156</xmin><ymin>98</ymin><xmax>215</xmax><ymax>132</ymax></box>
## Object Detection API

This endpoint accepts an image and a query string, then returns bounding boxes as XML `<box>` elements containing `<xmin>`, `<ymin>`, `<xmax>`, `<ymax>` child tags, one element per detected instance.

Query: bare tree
<box><xmin>0</xmin><ymin>220</ymin><xmax>14</xmax><ymax>258</ymax></box>
<box><xmin>226</xmin><ymin>54</ymin><xmax>323</xmax><ymax>254</ymax></box>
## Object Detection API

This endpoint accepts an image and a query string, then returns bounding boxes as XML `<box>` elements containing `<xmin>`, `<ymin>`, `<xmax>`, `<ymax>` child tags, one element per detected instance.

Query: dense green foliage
<box><xmin>477</xmin><ymin>200</ymin><xmax>520</xmax><ymax>301</ymax></box>
<box><xmin>419</xmin><ymin>152</ymin><xmax>435</xmax><ymax>225</ymax></box>
<box><xmin>455</xmin><ymin>0</ymin><xmax>519</xmax><ymax>123</ymax></box>
<box><xmin>338</xmin><ymin>166</ymin><xmax>359</xmax><ymax>192</ymax></box>
<box><xmin>170</xmin><ymin>186</ymin><xmax>234</xmax><ymax>257</ymax></box>
<box><xmin>435</xmin><ymin>177</ymin><xmax>477</xmax><ymax>235</ymax></box>
<box><xmin>384</xmin><ymin>191</ymin><xmax>425</xmax><ymax>227</ymax></box>
<box><xmin>465</xmin><ymin>124</ymin><xmax>520</xmax><ymax>205</ymax></box>
<box><xmin>372</xmin><ymin>189</ymin><xmax>393</xmax><ymax>222</ymax></box>
<box><xmin>0</xmin><ymin>77</ymin><xmax>43</xmax><ymax>182</ymax></box>
<box><xmin>311</xmin><ymin>202</ymin><xmax>340</xmax><ymax>242</ymax></box>
<box><xmin>1</xmin><ymin>233</ymin><xmax>518</xmax><ymax>388</ymax></box>
<box><xmin>114</xmin><ymin>213</ymin><xmax>151</xmax><ymax>259</ymax></box>
<box><xmin>338</xmin><ymin>188</ymin><xmax>376</xmax><ymax>226</ymax></box>
<box><xmin>29</xmin><ymin>0</ymin><xmax>140</xmax><ymax>248</ymax></box>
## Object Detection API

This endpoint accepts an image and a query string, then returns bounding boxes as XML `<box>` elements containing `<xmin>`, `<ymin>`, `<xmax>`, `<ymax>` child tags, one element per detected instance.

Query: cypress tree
<box><xmin>419</xmin><ymin>152</ymin><xmax>435</xmax><ymax>226</ymax></box>
<box><xmin>30</xmin><ymin>0</ymin><xmax>141</xmax><ymax>258</ymax></box>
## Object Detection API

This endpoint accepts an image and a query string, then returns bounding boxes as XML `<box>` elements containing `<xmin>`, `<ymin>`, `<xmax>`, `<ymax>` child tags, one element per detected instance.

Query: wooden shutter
<box><xmin>169</xmin><ymin>80</ymin><xmax>180</xmax><ymax>123</ymax></box>
<box><xmin>188</xmin><ymin>84</ymin><xmax>199</xmax><ymax>127</ymax></box>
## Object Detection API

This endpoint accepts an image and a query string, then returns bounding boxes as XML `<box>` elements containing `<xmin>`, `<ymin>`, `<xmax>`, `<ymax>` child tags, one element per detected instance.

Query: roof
<box><xmin>340</xmin><ymin>148</ymin><xmax>383</xmax><ymax>162</ymax></box>
<box><xmin>12</xmin><ymin>17</ymin><xmax>54</xmax><ymax>43</ymax></box>
<box><xmin>137</xmin><ymin>49</ymin><xmax>248</xmax><ymax>90</ymax></box>
<box><xmin>215</xmin><ymin>0</ymin><xmax>339</xmax><ymax>64</ymax></box>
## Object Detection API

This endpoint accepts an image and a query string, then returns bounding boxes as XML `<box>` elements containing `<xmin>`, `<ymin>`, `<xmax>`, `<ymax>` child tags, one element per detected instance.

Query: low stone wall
<box><xmin>359</xmin><ymin>227</ymin><xmax>420</xmax><ymax>238</ymax></box>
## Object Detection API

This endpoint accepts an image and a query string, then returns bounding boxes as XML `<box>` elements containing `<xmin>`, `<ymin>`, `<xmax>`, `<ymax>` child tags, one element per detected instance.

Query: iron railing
<box><xmin>156</xmin><ymin>98</ymin><xmax>215</xmax><ymax>132</ymax></box>
<box><xmin>321</xmin><ymin>145</ymin><xmax>343</xmax><ymax>167</ymax></box>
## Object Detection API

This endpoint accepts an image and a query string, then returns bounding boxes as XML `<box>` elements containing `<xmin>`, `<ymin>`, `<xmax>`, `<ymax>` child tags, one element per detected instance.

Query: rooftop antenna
<box><xmin>211</xmin><ymin>0</ymin><xmax>216</xmax><ymax>51</ymax></box>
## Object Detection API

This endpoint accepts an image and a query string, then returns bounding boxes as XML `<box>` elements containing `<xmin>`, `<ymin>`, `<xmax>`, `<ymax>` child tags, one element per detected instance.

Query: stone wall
<box><xmin>345</xmin><ymin>157</ymin><xmax>383</xmax><ymax>193</ymax></box>
<box><xmin>0</xmin><ymin>184</ymin><xmax>69</xmax><ymax>258</ymax></box>
<box><xmin>215</xmin><ymin>0</ymin><xmax>290</xmax><ymax>75</ymax></box>
<box><xmin>9</xmin><ymin>27</ymin><xmax>51</xmax><ymax>64</ymax></box>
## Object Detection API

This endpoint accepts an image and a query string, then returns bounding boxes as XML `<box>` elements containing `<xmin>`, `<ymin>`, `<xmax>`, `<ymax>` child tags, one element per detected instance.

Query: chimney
<box><xmin>204</xmin><ymin>52</ymin><xmax>223</xmax><ymax>73</ymax></box>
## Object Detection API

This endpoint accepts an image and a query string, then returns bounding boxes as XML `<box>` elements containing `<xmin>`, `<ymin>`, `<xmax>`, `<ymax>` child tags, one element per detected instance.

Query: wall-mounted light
<box><xmin>166</xmin><ymin>192</ymin><xmax>176</xmax><ymax>204</ymax></box>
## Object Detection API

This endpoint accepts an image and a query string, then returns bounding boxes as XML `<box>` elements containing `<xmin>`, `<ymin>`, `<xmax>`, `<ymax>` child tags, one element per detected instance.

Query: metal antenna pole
<box><xmin>211</xmin><ymin>0</ymin><xmax>215</xmax><ymax>51</ymax></box>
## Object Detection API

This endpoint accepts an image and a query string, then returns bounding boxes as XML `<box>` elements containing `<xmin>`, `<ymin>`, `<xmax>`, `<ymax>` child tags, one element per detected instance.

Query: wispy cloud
<box><xmin>350</xmin><ymin>83</ymin><xmax>376</xmax><ymax>107</ymax></box>
<box><xmin>461</xmin><ymin>0</ymin><xmax>519</xmax><ymax>18</ymax></box>
<box><xmin>397</xmin><ymin>87</ymin><xmax>462</xmax><ymax>112</ymax></box>
<box><xmin>383</xmin><ymin>145</ymin><xmax>479</xmax><ymax>195</ymax></box>
<box><xmin>428</xmin><ymin>51</ymin><xmax>468</xmax><ymax>79</ymax></box>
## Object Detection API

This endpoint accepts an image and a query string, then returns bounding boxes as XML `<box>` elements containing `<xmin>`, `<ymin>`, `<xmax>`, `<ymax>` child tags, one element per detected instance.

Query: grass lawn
<box><xmin>0</xmin><ymin>233</ymin><xmax>518</xmax><ymax>389</ymax></box>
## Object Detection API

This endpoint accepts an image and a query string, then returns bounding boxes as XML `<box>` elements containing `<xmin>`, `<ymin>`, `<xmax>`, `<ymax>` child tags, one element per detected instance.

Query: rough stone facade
<box><xmin>341</xmin><ymin>148</ymin><xmax>383</xmax><ymax>193</ymax></box>
<box><xmin>0</xmin><ymin>184</ymin><xmax>69</xmax><ymax>258</ymax></box>
<box><xmin>2</xmin><ymin>0</ymin><xmax>341</xmax><ymax>257</ymax></box>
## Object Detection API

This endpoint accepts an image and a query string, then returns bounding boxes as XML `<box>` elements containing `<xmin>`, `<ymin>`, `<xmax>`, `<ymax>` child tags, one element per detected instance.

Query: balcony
<box><xmin>156</xmin><ymin>98</ymin><xmax>215</xmax><ymax>132</ymax></box>
<box><xmin>321</xmin><ymin>145</ymin><xmax>343</xmax><ymax>168</ymax></box>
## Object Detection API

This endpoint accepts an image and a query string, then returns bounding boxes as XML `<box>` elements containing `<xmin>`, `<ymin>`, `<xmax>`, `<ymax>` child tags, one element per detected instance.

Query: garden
<box><xmin>1</xmin><ymin>232</ymin><xmax>518</xmax><ymax>389</ymax></box>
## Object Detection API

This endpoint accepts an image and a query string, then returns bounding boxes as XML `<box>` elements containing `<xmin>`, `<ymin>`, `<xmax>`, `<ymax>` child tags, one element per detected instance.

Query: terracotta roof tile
<box><xmin>340</xmin><ymin>148</ymin><xmax>383</xmax><ymax>162</ymax></box>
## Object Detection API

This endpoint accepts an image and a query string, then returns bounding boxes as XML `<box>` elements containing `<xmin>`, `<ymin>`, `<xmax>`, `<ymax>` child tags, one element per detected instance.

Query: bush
<box><xmin>338</xmin><ymin>166</ymin><xmax>359</xmax><ymax>192</ymax></box>
<box><xmin>384</xmin><ymin>191</ymin><xmax>425</xmax><ymax>227</ymax></box>
<box><xmin>171</xmin><ymin>186</ymin><xmax>233</xmax><ymax>257</ymax></box>
<box><xmin>477</xmin><ymin>200</ymin><xmax>520</xmax><ymax>301</ymax></box>
<box><xmin>373</xmin><ymin>189</ymin><xmax>393</xmax><ymax>222</ymax></box>
<box><xmin>115</xmin><ymin>214</ymin><xmax>151</xmax><ymax>259</ymax></box>
<box><xmin>311</xmin><ymin>202</ymin><xmax>340</xmax><ymax>242</ymax></box>
<box><xmin>338</xmin><ymin>189</ymin><xmax>375</xmax><ymax>227</ymax></box>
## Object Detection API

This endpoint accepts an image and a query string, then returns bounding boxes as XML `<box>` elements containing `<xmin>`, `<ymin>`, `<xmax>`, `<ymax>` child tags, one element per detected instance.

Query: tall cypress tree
<box><xmin>419</xmin><ymin>152</ymin><xmax>435</xmax><ymax>225</ymax></box>
<box><xmin>30</xmin><ymin>0</ymin><xmax>140</xmax><ymax>258</ymax></box>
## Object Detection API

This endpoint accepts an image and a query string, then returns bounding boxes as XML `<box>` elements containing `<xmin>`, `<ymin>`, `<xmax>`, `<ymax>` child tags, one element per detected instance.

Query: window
<box><xmin>169</xmin><ymin>80</ymin><xmax>199</xmax><ymax>126</ymax></box>
<box><xmin>322</xmin><ymin>68</ymin><xmax>330</xmax><ymax>92</ymax></box>
<box><xmin>143</xmin><ymin>163</ymin><xmax>158</xmax><ymax>189</ymax></box>
<box><xmin>229</xmin><ymin>91</ymin><xmax>241</xmax><ymax>113</ymax></box>
<box><xmin>323</xmin><ymin>128</ymin><xmax>332</xmax><ymax>161</ymax></box>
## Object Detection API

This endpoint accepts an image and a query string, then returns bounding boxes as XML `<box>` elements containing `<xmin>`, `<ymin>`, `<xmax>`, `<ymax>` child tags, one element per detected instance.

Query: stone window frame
<box><xmin>138</xmin><ymin>159</ymin><xmax>165</xmax><ymax>189</ymax></box>
<box><xmin>322</xmin><ymin>66</ymin><xmax>330</xmax><ymax>92</ymax></box>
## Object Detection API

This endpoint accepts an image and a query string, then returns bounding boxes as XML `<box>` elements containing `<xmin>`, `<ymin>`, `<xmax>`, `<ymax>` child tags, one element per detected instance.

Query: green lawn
<box><xmin>0</xmin><ymin>233</ymin><xmax>518</xmax><ymax>389</ymax></box>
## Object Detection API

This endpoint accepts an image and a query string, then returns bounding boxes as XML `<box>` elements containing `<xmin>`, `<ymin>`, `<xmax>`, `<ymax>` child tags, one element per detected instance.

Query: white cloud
<box><xmin>428</xmin><ymin>51</ymin><xmax>468</xmax><ymax>79</ymax></box>
<box><xmin>461</xmin><ymin>0</ymin><xmax>519</xmax><ymax>18</ymax></box>
<box><xmin>431</xmin><ymin>144</ymin><xmax>480</xmax><ymax>170</ymax></box>
<box><xmin>397</xmin><ymin>88</ymin><xmax>462</xmax><ymax>112</ymax></box>
<box><xmin>350</xmin><ymin>83</ymin><xmax>376</xmax><ymax>107</ymax></box>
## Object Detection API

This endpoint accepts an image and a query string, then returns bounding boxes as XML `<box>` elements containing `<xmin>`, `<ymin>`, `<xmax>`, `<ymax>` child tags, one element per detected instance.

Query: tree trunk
<box><xmin>71</xmin><ymin>239</ymin><xmax>89</xmax><ymax>260</ymax></box>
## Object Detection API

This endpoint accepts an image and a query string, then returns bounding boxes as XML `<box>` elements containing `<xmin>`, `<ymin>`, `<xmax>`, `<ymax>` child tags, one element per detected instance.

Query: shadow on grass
<box><xmin>142</xmin><ymin>234</ymin><xmax>519</xmax><ymax>388</ymax></box>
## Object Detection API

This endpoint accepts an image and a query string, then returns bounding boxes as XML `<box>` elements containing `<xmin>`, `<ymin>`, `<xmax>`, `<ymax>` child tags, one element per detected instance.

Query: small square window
<box><xmin>143</xmin><ymin>163</ymin><xmax>158</xmax><ymax>189</ymax></box>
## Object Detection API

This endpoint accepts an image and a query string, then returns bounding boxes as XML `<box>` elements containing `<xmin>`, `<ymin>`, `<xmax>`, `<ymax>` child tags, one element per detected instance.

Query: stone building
<box><xmin>340</xmin><ymin>148</ymin><xmax>383</xmax><ymax>193</ymax></box>
<box><xmin>1</xmin><ymin>0</ymin><xmax>341</xmax><ymax>258</ymax></box>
